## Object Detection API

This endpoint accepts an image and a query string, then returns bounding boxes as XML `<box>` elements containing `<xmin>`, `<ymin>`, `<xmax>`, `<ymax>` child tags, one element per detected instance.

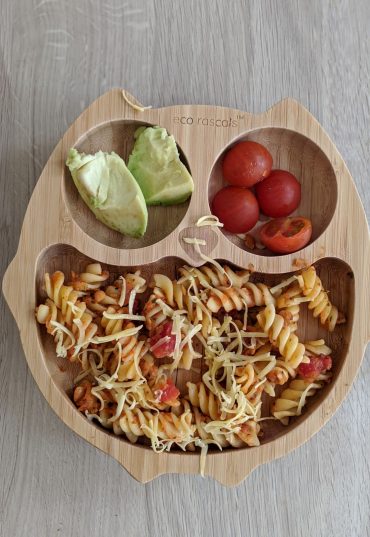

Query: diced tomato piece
<box><xmin>150</xmin><ymin>321</ymin><xmax>176</xmax><ymax>358</ymax></box>
<box><xmin>155</xmin><ymin>378</ymin><xmax>180</xmax><ymax>404</ymax></box>
<box><xmin>259</xmin><ymin>216</ymin><xmax>312</xmax><ymax>254</ymax></box>
<box><xmin>298</xmin><ymin>354</ymin><xmax>332</xmax><ymax>380</ymax></box>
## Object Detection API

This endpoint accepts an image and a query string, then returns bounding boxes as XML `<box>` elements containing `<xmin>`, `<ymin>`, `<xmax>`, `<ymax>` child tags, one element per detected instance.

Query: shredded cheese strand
<box><xmin>121</xmin><ymin>90</ymin><xmax>152</xmax><ymax>111</ymax></box>
<box><xmin>103</xmin><ymin>311</ymin><xmax>146</xmax><ymax>321</ymax></box>
<box><xmin>270</xmin><ymin>275</ymin><xmax>298</xmax><ymax>295</ymax></box>
<box><xmin>92</xmin><ymin>325</ymin><xmax>142</xmax><ymax>344</ymax></box>
<box><xmin>195</xmin><ymin>215</ymin><xmax>224</xmax><ymax>228</ymax></box>
<box><xmin>118</xmin><ymin>276</ymin><xmax>126</xmax><ymax>307</ymax></box>
<box><xmin>183</xmin><ymin>237</ymin><xmax>207</xmax><ymax>246</ymax></box>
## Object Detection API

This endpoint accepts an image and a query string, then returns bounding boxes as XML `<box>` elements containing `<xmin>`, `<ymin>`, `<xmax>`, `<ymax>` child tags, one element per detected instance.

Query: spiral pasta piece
<box><xmin>178</xmin><ymin>344</ymin><xmax>197</xmax><ymax>370</ymax></box>
<box><xmin>257</xmin><ymin>303</ymin><xmax>306</xmax><ymax>369</ymax></box>
<box><xmin>298</xmin><ymin>266</ymin><xmax>344</xmax><ymax>331</ymax></box>
<box><xmin>272</xmin><ymin>378</ymin><xmax>325</xmax><ymax>424</ymax></box>
<box><xmin>193</xmin><ymin>407</ymin><xmax>240</xmax><ymax>448</ymax></box>
<box><xmin>236</xmin><ymin>420</ymin><xmax>260</xmax><ymax>447</ymax></box>
<box><xmin>235</xmin><ymin>363</ymin><xmax>255</xmax><ymax>395</ymax></box>
<box><xmin>72</xmin><ymin>310</ymin><xmax>99</xmax><ymax>355</ymax></box>
<box><xmin>193</xmin><ymin>408</ymin><xmax>260</xmax><ymax>448</ymax></box>
<box><xmin>70</xmin><ymin>263</ymin><xmax>109</xmax><ymax>291</ymax></box>
<box><xmin>36</xmin><ymin>298</ymin><xmax>77</xmax><ymax>357</ymax></box>
<box><xmin>152</xmin><ymin>274</ymin><xmax>203</xmax><ymax>324</ymax></box>
<box><xmin>304</xmin><ymin>339</ymin><xmax>332</xmax><ymax>356</ymax></box>
<box><xmin>278</xmin><ymin>304</ymin><xmax>300</xmax><ymax>332</ymax></box>
<box><xmin>112</xmin><ymin>406</ymin><xmax>196</xmax><ymax>448</ymax></box>
<box><xmin>85</xmin><ymin>272</ymin><xmax>146</xmax><ymax>314</ymax></box>
<box><xmin>105</xmin><ymin>322</ymin><xmax>147</xmax><ymax>381</ymax></box>
<box><xmin>142</xmin><ymin>276</ymin><xmax>186</xmax><ymax>331</ymax></box>
<box><xmin>186</xmin><ymin>382</ymin><xmax>220</xmax><ymax>420</ymax></box>
<box><xmin>266</xmin><ymin>361</ymin><xmax>291</xmax><ymax>386</ymax></box>
<box><xmin>42</xmin><ymin>271</ymin><xmax>85</xmax><ymax>325</ymax></box>
<box><xmin>206</xmin><ymin>282</ymin><xmax>275</xmax><ymax>313</ymax></box>
<box><xmin>234</xmin><ymin>362</ymin><xmax>266</xmax><ymax>405</ymax></box>
<box><xmin>37</xmin><ymin>270</ymin><xmax>99</xmax><ymax>358</ymax></box>
<box><xmin>276</xmin><ymin>283</ymin><xmax>306</xmax><ymax>308</ymax></box>
<box><xmin>178</xmin><ymin>264</ymin><xmax>251</xmax><ymax>288</ymax></box>
<box><xmin>143</xmin><ymin>275</ymin><xmax>203</xmax><ymax>370</ymax></box>
<box><xmin>85</xmin><ymin>290</ymin><xmax>118</xmax><ymax>314</ymax></box>
<box><xmin>142</xmin><ymin>295</ymin><xmax>168</xmax><ymax>331</ymax></box>
<box><xmin>36</xmin><ymin>298</ymin><xmax>61</xmax><ymax>330</ymax></box>
<box><xmin>100</xmin><ymin>306</ymin><xmax>126</xmax><ymax>336</ymax></box>
<box><xmin>73</xmin><ymin>379</ymin><xmax>100</xmax><ymax>414</ymax></box>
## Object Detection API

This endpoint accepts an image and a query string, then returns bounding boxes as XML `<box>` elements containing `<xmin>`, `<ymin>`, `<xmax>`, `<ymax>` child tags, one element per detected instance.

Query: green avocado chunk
<box><xmin>66</xmin><ymin>148</ymin><xmax>148</xmax><ymax>237</ymax></box>
<box><xmin>127</xmin><ymin>126</ymin><xmax>194</xmax><ymax>205</ymax></box>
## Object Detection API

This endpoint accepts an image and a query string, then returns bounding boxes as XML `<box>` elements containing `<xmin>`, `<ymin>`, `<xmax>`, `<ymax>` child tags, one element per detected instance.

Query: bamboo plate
<box><xmin>2</xmin><ymin>89</ymin><xmax>370</xmax><ymax>486</ymax></box>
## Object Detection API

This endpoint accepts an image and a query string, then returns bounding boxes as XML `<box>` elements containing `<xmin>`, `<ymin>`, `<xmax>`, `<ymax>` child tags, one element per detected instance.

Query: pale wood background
<box><xmin>1</xmin><ymin>1</ymin><xmax>369</xmax><ymax>536</ymax></box>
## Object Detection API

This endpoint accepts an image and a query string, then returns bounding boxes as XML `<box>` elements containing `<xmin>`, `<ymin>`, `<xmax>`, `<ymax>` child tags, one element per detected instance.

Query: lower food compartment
<box><xmin>35</xmin><ymin>244</ymin><xmax>354</xmax><ymax>451</ymax></box>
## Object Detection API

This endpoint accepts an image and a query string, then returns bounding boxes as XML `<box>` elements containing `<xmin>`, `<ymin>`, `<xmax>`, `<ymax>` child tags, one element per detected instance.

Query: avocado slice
<box><xmin>66</xmin><ymin>148</ymin><xmax>148</xmax><ymax>237</ymax></box>
<box><xmin>127</xmin><ymin>126</ymin><xmax>194</xmax><ymax>205</ymax></box>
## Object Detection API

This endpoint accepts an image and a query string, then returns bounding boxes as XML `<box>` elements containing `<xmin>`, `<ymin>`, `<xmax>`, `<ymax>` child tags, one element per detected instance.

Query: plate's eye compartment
<box><xmin>208</xmin><ymin>127</ymin><xmax>338</xmax><ymax>257</ymax></box>
<box><xmin>63</xmin><ymin>120</ymin><xmax>192</xmax><ymax>250</ymax></box>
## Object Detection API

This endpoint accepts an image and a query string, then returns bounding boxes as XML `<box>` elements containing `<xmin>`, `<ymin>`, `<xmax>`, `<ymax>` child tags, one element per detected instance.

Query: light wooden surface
<box><xmin>3</xmin><ymin>88</ymin><xmax>369</xmax><ymax>484</ymax></box>
<box><xmin>1</xmin><ymin>0</ymin><xmax>369</xmax><ymax>534</ymax></box>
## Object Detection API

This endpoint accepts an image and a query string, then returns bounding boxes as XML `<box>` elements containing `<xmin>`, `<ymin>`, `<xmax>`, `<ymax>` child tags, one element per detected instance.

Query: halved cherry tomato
<box><xmin>255</xmin><ymin>170</ymin><xmax>301</xmax><ymax>217</ymax></box>
<box><xmin>212</xmin><ymin>186</ymin><xmax>259</xmax><ymax>233</ymax></box>
<box><xmin>259</xmin><ymin>216</ymin><xmax>312</xmax><ymax>254</ymax></box>
<box><xmin>222</xmin><ymin>141</ymin><xmax>273</xmax><ymax>187</ymax></box>
<box><xmin>150</xmin><ymin>321</ymin><xmax>176</xmax><ymax>358</ymax></box>
<box><xmin>298</xmin><ymin>354</ymin><xmax>332</xmax><ymax>381</ymax></box>
<box><xmin>153</xmin><ymin>378</ymin><xmax>180</xmax><ymax>405</ymax></box>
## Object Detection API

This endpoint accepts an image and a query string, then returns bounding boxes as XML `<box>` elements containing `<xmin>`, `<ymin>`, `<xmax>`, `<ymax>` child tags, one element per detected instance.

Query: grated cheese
<box><xmin>121</xmin><ymin>90</ymin><xmax>152</xmax><ymax>111</ymax></box>
<box><xmin>234</xmin><ymin>331</ymin><xmax>268</xmax><ymax>338</ymax></box>
<box><xmin>296</xmin><ymin>382</ymin><xmax>320</xmax><ymax>415</ymax></box>
<box><xmin>180</xmin><ymin>323</ymin><xmax>202</xmax><ymax>351</ymax></box>
<box><xmin>195</xmin><ymin>215</ymin><xmax>224</xmax><ymax>228</ymax></box>
<box><xmin>103</xmin><ymin>311</ymin><xmax>146</xmax><ymax>321</ymax></box>
<box><xmin>128</xmin><ymin>288</ymin><xmax>137</xmax><ymax>315</ymax></box>
<box><xmin>118</xmin><ymin>276</ymin><xmax>127</xmax><ymax>307</ymax></box>
<box><xmin>183</xmin><ymin>237</ymin><xmax>207</xmax><ymax>246</ymax></box>
<box><xmin>204</xmin><ymin>392</ymin><xmax>253</xmax><ymax>435</ymax></box>
<box><xmin>150</xmin><ymin>336</ymin><xmax>171</xmax><ymax>353</ymax></box>
<box><xmin>50</xmin><ymin>321</ymin><xmax>75</xmax><ymax>357</ymax></box>
<box><xmin>92</xmin><ymin>325</ymin><xmax>142</xmax><ymax>344</ymax></box>
<box><xmin>270</xmin><ymin>275</ymin><xmax>298</xmax><ymax>295</ymax></box>
<box><xmin>170</xmin><ymin>314</ymin><xmax>184</xmax><ymax>370</ymax></box>
<box><xmin>67</xmin><ymin>301</ymin><xmax>86</xmax><ymax>317</ymax></box>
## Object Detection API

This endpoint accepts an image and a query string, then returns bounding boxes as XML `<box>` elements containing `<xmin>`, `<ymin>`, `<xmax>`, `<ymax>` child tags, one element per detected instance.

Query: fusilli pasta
<box><xmin>256</xmin><ymin>303</ymin><xmax>306</xmax><ymax>368</ymax></box>
<box><xmin>36</xmin><ymin>260</ymin><xmax>340</xmax><ymax>465</ymax></box>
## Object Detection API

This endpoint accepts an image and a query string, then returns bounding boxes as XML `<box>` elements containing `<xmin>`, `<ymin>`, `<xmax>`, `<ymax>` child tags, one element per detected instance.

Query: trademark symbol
<box><xmin>237</xmin><ymin>114</ymin><xmax>245</xmax><ymax>120</ymax></box>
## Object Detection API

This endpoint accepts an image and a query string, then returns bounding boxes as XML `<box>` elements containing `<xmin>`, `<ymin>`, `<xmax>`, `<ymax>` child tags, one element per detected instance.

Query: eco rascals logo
<box><xmin>173</xmin><ymin>115</ymin><xmax>240</xmax><ymax>127</ymax></box>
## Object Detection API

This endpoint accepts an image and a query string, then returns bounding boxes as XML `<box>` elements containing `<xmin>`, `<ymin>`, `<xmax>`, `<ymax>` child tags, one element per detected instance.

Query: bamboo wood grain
<box><xmin>2</xmin><ymin>88</ymin><xmax>370</xmax><ymax>485</ymax></box>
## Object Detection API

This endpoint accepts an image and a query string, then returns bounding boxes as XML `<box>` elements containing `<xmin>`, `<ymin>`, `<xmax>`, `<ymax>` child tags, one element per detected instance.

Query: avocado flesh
<box><xmin>66</xmin><ymin>148</ymin><xmax>148</xmax><ymax>237</ymax></box>
<box><xmin>127</xmin><ymin>126</ymin><xmax>194</xmax><ymax>205</ymax></box>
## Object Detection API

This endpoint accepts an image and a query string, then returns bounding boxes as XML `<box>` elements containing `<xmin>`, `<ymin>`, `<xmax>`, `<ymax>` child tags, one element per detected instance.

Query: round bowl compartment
<box><xmin>208</xmin><ymin>127</ymin><xmax>338</xmax><ymax>256</ymax></box>
<box><xmin>63</xmin><ymin>120</ymin><xmax>192</xmax><ymax>249</ymax></box>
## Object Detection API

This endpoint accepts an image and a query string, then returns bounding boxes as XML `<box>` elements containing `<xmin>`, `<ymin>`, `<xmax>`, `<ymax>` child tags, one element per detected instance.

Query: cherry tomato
<box><xmin>259</xmin><ymin>216</ymin><xmax>312</xmax><ymax>254</ymax></box>
<box><xmin>255</xmin><ymin>170</ymin><xmax>301</xmax><ymax>217</ymax></box>
<box><xmin>212</xmin><ymin>186</ymin><xmax>259</xmax><ymax>233</ymax></box>
<box><xmin>222</xmin><ymin>141</ymin><xmax>273</xmax><ymax>187</ymax></box>
<box><xmin>153</xmin><ymin>378</ymin><xmax>180</xmax><ymax>405</ymax></box>
<box><xmin>298</xmin><ymin>355</ymin><xmax>332</xmax><ymax>381</ymax></box>
<box><xmin>150</xmin><ymin>321</ymin><xmax>176</xmax><ymax>358</ymax></box>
